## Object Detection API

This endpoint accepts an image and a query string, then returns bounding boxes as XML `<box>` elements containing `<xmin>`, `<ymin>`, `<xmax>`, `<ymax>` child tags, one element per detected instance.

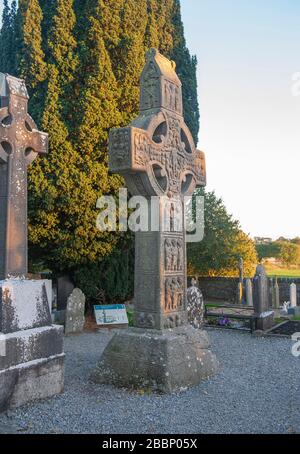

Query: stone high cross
<box><xmin>109</xmin><ymin>49</ymin><xmax>206</xmax><ymax>330</ymax></box>
<box><xmin>0</xmin><ymin>74</ymin><xmax>48</xmax><ymax>279</ymax></box>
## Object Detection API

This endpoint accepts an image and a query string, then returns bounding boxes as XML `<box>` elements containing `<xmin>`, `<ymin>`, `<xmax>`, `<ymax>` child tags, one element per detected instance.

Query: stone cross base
<box><xmin>91</xmin><ymin>326</ymin><xmax>218</xmax><ymax>393</ymax></box>
<box><xmin>255</xmin><ymin>311</ymin><xmax>275</xmax><ymax>331</ymax></box>
<box><xmin>0</xmin><ymin>279</ymin><xmax>65</xmax><ymax>411</ymax></box>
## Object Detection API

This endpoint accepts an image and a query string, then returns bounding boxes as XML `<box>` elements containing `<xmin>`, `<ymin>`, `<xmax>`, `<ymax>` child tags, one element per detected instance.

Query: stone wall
<box><xmin>188</xmin><ymin>276</ymin><xmax>300</xmax><ymax>305</ymax></box>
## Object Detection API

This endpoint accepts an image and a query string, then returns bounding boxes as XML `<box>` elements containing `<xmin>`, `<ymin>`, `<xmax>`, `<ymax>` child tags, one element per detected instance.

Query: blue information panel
<box><xmin>94</xmin><ymin>304</ymin><xmax>129</xmax><ymax>326</ymax></box>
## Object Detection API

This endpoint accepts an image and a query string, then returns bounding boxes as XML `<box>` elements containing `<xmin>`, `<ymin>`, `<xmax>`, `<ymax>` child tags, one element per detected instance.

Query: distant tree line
<box><xmin>256</xmin><ymin>238</ymin><xmax>300</xmax><ymax>266</ymax></box>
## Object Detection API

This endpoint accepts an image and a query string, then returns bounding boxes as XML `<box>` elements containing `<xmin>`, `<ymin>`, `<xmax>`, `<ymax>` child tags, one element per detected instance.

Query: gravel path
<box><xmin>0</xmin><ymin>328</ymin><xmax>299</xmax><ymax>434</ymax></box>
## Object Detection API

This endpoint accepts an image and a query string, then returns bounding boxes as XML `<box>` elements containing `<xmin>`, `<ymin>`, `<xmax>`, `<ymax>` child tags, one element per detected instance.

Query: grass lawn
<box><xmin>265</xmin><ymin>267</ymin><xmax>300</xmax><ymax>278</ymax></box>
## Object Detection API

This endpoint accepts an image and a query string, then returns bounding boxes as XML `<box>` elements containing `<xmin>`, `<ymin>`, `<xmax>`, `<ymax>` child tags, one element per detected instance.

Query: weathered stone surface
<box><xmin>237</xmin><ymin>258</ymin><xmax>244</xmax><ymax>304</ymax></box>
<box><xmin>56</xmin><ymin>275</ymin><xmax>75</xmax><ymax>311</ymax></box>
<box><xmin>65</xmin><ymin>288</ymin><xmax>85</xmax><ymax>335</ymax></box>
<box><xmin>93</xmin><ymin>49</ymin><xmax>218</xmax><ymax>392</ymax></box>
<box><xmin>187</xmin><ymin>279</ymin><xmax>204</xmax><ymax>329</ymax></box>
<box><xmin>253</xmin><ymin>265</ymin><xmax>270</xmax><ymax>315</ymax></box>
<box><xmin>91</xmin><ymin>326</ymin><xmax>218</xmax><ymax>393</ymax></box>
<box><xmin>0</xmin><ymin>325</ymin><xmax>64</xmax><ymax>371</ymax></box>
<box><xmin>274</xmin><ymin>280</ymin><xmax>280</xmax><ymax>309</ymax></box>
<box><xmin>0</xmin><ymin>73</ymin><xmax>48</xmax><ymax>280</ymax></box>
<box><xmin>0</xmin><ymin>75</ymin><xmax>64</xmax><ymax>412</ymax></box>
<box><xmin>245</xmin><ymin>278</ymin><xmax>253</xmax><ymax>307</ymax></box>
<box><xmin>255</xmin><ymin>311</ymin><xmax>275</xmax><ymax>331</ymax></box>
<box><xmin>0</xmin><ymin>279</ymin><xmax>52</xmax><ymax>334</ymax></box>
<box><xmin>252</xmin><ymin>266</ymin><xmax>274</xmax><ymax>331</ymax></box>
<box><xmin>0</xmin><ymin>354</ymin><xmax>65</xmax><ymax>412</ymax></box>
<box><xmin>290</xmin><ymin>283</ymin><xmax>297</xmax><ymax>308</ymax></box>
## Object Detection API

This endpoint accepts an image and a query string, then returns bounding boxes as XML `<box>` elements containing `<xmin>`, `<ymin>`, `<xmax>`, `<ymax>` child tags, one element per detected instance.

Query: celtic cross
<box><xmin>0</xmin><ymin>74</ymin><xmax>48</xmax><ymax>279</ymax></box>
<box><xmin>109</xmin><ymin>49</ymin><xmax>206</xmax><ymax>330</ymax></box>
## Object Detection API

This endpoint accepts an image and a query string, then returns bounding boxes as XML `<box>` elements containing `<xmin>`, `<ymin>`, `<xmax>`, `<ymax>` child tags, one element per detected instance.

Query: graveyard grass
<box><xmin>265</xmin><ymin>265</ymin><xmax>300</xmax><ymax>278</ymax></box>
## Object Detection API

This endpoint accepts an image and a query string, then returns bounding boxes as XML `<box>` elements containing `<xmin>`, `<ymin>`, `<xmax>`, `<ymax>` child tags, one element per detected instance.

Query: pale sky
<box><xmin>180</xmin><ymin>0</ymin><xmax>300</xmax><ymax>239</ymax></box>
<box><xmin>1</xmin><ymin>0</ymin><xmax>300</xmax><ymax>239</ymax></box>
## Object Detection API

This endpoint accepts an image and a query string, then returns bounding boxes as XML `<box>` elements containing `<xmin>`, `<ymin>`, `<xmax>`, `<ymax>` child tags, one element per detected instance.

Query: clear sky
<box><xmin>1</xmin><ymin>0</ymin><xmax>299</xmax><ymax>239</ymax></box>
<box><xmin>180</xmin><ymin>0</ymin><xmax>300</xmax><ymax>239</ymax></box>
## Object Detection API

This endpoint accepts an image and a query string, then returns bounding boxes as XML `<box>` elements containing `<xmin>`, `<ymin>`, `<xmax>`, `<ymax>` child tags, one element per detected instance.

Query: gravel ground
<box><xmin>0</xmin><ymin>328</ymin><xmax>299</xmax><ymax>434</ymax></box>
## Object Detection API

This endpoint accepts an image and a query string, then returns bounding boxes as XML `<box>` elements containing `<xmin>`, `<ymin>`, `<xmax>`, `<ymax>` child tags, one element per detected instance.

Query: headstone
<box><xmin>237</xmin><ymin>257</ymin><xmax>244</xmax><ymax>304</ymax></box>
<box><xmin>65</xmin><ymin>288</ymin><xmax>86</xmax><ymax>335</ymax></box>
<box><xmin>92</xmin><ymin>49</ymin><xmax>218</xmax><ymax>393</ymax></box>
<box><xmin>187</xmin><ymin>278</ymin><xmax>204</xmax><ymax>329</ymax></box>
<box><xmin>245</xmin><ymin>278</ymin><xmax>253</xmax><ymax>307</ymax></box>
<box><xmin>290</xmin><ymin>283</ymin><xmax>297</xmax><ymax>308</ymax></box>
<box><xmin>0</xmin><ymin>74</ymin><xmax>48</xmax><ymax>280</ymax></box>
<box><xmin>252</xmin><ymin>264</ymin><xmax>274</xmax><ymax>331</ymax></box>
<box><xmin>57</xmin><ymin>275</ymin><xmax>75</xmax><ymax>311</ymax></box>
<box><xmin>273</xmin><ymin>278</ymin><xmax>280</xmax><ymax>309</ymax></box>
<box><xmin>0</xmin><ymin>74</ymin><xmax>64</xmax><ymax>411</ymax></box>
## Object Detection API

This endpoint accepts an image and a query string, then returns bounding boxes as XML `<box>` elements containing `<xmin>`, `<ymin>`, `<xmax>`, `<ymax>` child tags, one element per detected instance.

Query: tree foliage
<box><xmin>188</xmin><ymin>188</ymin><xmax>258</xmax><ymax>277</ymax></box>
<box><xmin>278</xmin><ymin>241</ymin><xmax>300</xmax><ymax>266</ymax></box>
<box><xmin>0</xmin><ymin>1</ymin><xmax>201</xmax><ymax>302</ymax></box>
<box><xmin>0</xmin><ymin>0</ymin><xmax>17</xmax><ymax>74</ymax></box>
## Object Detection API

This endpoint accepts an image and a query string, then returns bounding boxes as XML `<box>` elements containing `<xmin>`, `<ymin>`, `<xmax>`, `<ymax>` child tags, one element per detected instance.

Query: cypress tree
<box><xmin>170</xmin><ymin>0</ymin><xmax>200</xmax><ymax>144</ymax></box>
<box><xmin>28</xmin><ymin>0</ymin><xmax>114</xmax><ymax>270</ymax></box>
<box><xmin>0</xmin><ymin>0</ymin><xmax>17</xmax><ymax>74</ymax></box>
<box><xmin>156</xmin><ymin>0</ymin><xmax>175</xmax><ymax>56</ymax></box>
<box><xmin>114</xmin><ymin>0</ymin><xmax>148</xmax><ymax>124</ymax></box>
<box><xmin>15</xmin><ymin>0</ymin><xmax>47</xmax><ymax>89</ymax></box>
<box><xmin>76</xmin><ymin>0</ymin><xmax>122</xmax><ymax>155</ymax></box>
<box><xmin>46</xmin><ymin>0</ymin><xmax>78</xmax><ymax>125</ymax></box>
<box><xmin>14</xmin><ymin>0</ymin><xmax>47</xmax><ymax>124</ymax></box>
<box><xmin>144</xmin><ymin>0</ymin><xmax>159</xmax><ymax>50</ymax></box>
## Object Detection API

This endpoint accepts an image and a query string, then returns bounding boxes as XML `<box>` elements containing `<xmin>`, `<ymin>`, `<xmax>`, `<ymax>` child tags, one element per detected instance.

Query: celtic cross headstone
<box><xmin>92</xmin><ymin>49</ymin><xmax>218</xmax><ymax>393</ymax></box>
<box><xmin>0</xmin><ymin>74</ymin><xmax>64</xmax><ymax>411</ymax></box>
<box><xmin>0</xmin><ymin>73</ymin><xmax>48</xmax><ymax>279</ymax></box>
<box><xmin>109</xmin><ymin>48</ymin><xmax>206</xmax><ymax>330</ymax></box>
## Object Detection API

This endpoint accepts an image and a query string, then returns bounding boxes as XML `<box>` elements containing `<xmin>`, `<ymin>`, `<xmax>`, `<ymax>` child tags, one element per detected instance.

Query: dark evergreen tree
<box><xmin>0</xmin><ymin>0</ymin><xmax>17</xmax><ymax>74</ymax></box>
<box><xmin>13</xmin><ymin>0</ymin><xmax>47</xmax><ymax>124</ymax></box>
<box><xmin>15</xmin><ymin>0</ymin><xmax>47</xmax><ymax>88</ymax></box>
<box><xmin>113</xmin><ymin>0</ymin><xmax>148</xmax><ymax>124</ymax></box>
<box><xmin>170</xmin><ymin>0</ymin><xmax>200</xmax><ymax>145</ymax></box>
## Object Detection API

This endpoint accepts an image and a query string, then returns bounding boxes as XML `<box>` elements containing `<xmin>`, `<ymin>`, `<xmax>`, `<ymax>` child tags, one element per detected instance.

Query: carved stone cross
<box><xmin>109</xmin><ymin>49</ymin><xmax>206</xmax><ymax>330</ymax></box>
<box><xmin>0</xmin><ymin>74</ymin><xmax>48</xmax><ymax>279</ymax></box>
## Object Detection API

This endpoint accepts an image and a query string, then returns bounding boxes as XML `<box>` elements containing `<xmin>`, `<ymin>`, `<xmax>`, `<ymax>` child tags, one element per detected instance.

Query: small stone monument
<box><xmin>65</xmin><ymin>288</ymin><xmax>86</xmax><ymax>335</ymax></box>
<box><xmin>237</xmin><ymin>257</ymin><xmax>244</xmax><ymax>304</ymax></box>
<box><xmin>274</xmin><ymin>278</ymin><xmax>280</xmax><ymax>309</ymax></box>
<box><xmin>0</xmin><ymin>74</ymin><xmax>64</xmax><ymax>411</ymax></box>
<box><xmin>187</xmin><ymin>278</ymin><xmax>204</xmax><ymax>329</ymax></box>
<box><xmin>245</xmin><ymin>278</ymin><xmax>253</xmax><ymax>307</ymax></box>
<box><xmin>253</xmin><ymin>264</ymin><xmax>274</xmax><ymax>331</ymax></box>
<box><xmin>288</xmin><ymin>283</ymin><xmax>299</xmax><ymax>316</ymax></box>
<box><xmin>271</xmin><ymin>277</ymin><xmax>280</xmax><ymax>309</ymax></box>
<box><xmin>92</xmin><ymin>49</ymin><xmax>218</xmax><ymax>392</ymax></box>
<box><xmin>290</xmin><ymin>283</ymin><xmax>297</xmax><ymax>308</ymax></box>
